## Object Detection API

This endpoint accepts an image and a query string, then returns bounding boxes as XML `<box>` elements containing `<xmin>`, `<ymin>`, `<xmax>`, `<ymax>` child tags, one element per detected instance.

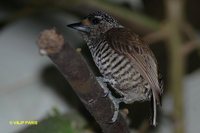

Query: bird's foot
<box><xmin>107</xmin><ymin>96</ymin><xmax>123</xmax><ymax>123</ymax></box>
<box><xmin>96</xmin><ymin>76</ymin><xmax>122</xmax><ymax>123</ymax></box>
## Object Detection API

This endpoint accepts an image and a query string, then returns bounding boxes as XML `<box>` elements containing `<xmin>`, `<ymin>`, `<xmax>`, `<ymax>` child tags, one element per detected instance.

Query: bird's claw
<box><xmin>107</xmin><ymin>95</ymin><xmax>123</xmax><ymax>123</ymax></box>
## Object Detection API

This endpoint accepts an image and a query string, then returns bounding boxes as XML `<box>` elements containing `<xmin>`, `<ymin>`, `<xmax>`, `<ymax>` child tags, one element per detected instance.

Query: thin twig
<box><xmin>182</xmin><ymin>39</ymin><xmax>200</xmax><ymax>56</ymax></box>
<box><xmin>181</xmin><ymin>22</ymin><xmax>198</xmax><ymax>40</ymax></box>
<box><xmin>143</xmin><ymin>29</ymin><xmax>168</xmax><ymax>44</ymax></box>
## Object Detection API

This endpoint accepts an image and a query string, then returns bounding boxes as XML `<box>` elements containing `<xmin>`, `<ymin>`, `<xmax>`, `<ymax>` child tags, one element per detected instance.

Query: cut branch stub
<box><xmin>37</xmin><ymin>29</ymin><xmax>64</xmax><ymax>55</ymax></box>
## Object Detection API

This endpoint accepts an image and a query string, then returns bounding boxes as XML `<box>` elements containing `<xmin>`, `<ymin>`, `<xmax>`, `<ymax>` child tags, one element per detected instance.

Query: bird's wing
<box><xmin>104</xmin><ymin>28</ymin><xmax>162</xmax><ymax>126</ymax></box>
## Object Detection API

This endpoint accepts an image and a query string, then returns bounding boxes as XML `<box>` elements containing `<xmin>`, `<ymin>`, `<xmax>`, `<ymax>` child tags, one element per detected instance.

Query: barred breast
<box><xmin>90</xmin><ymin>40</ymin><xmax>152</xmax><ymax>103</ymax></box>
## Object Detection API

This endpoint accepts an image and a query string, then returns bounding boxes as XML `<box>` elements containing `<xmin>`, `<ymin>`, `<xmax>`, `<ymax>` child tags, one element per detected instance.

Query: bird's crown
<box><xmin>85</xmin><ymin>11</ymin><xmax>119</xmax><ymax>25</ymax></box>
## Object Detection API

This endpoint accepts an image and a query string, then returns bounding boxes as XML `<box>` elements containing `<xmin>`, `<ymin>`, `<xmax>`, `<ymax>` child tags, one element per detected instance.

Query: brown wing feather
<box><xmin>105</xmin><ymin>28</ymin><xmax>162</xmax><ymax>126</ymax></box>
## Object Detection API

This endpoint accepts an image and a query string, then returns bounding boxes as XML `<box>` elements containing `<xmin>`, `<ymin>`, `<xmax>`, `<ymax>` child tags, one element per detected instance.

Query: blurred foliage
<box><xmin>19</xmin><ymin>111</ymin><xmax>89</xmax><ymax>133</ymax></box>
<box><xmin>20</xmin><ymin>116</ymin><xmax>77</xmax><ymax>133</ymax></box>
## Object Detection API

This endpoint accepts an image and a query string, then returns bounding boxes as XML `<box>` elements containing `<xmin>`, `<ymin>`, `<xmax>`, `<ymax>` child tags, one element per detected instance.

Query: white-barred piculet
<box><xmin>67</xmin><ymin>11</ymin><xmax>163</xmax><ymax>126</ymax></box>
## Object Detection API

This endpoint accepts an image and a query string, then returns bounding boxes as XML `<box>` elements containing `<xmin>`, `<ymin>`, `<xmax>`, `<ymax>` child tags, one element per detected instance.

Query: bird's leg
<box><xmin>96</xmin><ymin>77</ymin><xmax>110</xmax><ymax>97</ymax></box>
<box><xmin>96</xmin><ymin>76</ymin><xmax>122</xmax><ymax>123</ymax></box>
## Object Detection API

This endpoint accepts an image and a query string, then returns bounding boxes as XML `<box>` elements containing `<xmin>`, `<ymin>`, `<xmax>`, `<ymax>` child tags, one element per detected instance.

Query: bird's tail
<box><xmin>152</xmin><ymin>88</ymin><xmax>162</xmax><ymax>127</ymax></box>
<box><xmin>152</xmin><ymin>91</ymin><xmax>157</xmax><ymax>126</ymax></box>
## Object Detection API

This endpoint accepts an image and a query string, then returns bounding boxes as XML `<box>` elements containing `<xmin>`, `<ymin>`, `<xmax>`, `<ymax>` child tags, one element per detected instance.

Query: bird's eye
<box><xmin>92</xmin><ymin>18</ymin><xmax>100</xmax><ymax>24</ymax></box>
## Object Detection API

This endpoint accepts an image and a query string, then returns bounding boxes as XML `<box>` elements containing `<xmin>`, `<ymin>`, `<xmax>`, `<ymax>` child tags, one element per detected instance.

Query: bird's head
<box><xmin>67</xmin><ymin>11</ymin><xmax>122</xmax><ymax>41</ymax></box>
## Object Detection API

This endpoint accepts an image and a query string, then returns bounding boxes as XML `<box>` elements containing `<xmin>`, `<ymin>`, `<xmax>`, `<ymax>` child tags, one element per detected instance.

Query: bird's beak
<box><xmin>67</xmin><ymin>22</ymin><xmax>90</xmax><ymax>33</ymax></box>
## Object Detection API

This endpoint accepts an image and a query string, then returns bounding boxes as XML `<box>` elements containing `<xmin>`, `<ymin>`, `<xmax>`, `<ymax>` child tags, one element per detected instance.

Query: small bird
<box><xmin>67</xmin><ymin>11</ymin><xmax>163</xmax><ymax>126</ymax></box>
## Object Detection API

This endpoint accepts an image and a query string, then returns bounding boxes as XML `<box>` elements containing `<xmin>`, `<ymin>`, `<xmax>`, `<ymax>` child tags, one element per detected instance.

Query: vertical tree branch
<box><xmin>165</xmin><ymin>0</ymin><xmax>185</xmax><ymax>133</ymax></box>
<box><xmin>37</xmin><ymin>29</ymin><xmax>129</xmax><ymax>133</ymax></box>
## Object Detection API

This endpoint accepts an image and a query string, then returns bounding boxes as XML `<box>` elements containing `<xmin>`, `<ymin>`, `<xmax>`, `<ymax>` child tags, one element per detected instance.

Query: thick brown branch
<box><xmin>37</xmin><ymin>29</ymin><xmax>129</xmax><ymax>133</ymax></box>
